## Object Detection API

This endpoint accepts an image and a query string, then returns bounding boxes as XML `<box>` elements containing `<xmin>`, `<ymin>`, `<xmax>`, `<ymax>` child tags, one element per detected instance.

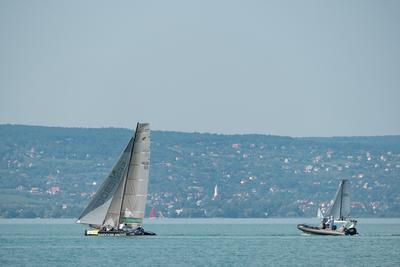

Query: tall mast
<box><xmin>339</xmin><ymin>180</ymin><xmax>343</xmax><ymax>219</ymax></box>
<box><xmin>117</xmin><ymin>122</ymin><xmax>139</xmax><ymax>225</ymax></box>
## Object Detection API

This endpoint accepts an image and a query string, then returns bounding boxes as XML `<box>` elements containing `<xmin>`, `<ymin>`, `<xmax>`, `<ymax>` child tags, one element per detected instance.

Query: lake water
<box><xmin>0</xmin><ymin>218</ymin><xmax>399</xmax><ymax>266</ymax></box>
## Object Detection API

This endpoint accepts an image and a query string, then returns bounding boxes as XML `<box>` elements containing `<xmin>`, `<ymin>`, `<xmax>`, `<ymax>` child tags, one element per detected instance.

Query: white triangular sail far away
<box><xmin>325</xmin><ymin>179</ymin><xmax>351</xmax><ymax>221</ymax></box>
<box><xmin>76</xmin><ymin>123</ymin><xmax>150</xmax><ymax>229</ymax></box>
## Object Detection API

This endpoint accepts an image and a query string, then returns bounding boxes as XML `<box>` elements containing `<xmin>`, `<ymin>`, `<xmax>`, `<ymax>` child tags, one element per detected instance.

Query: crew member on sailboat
<box><xmin>76</xmin><ymin>123</ymin><xmax>155</xmax><ymax>236</ymax></box>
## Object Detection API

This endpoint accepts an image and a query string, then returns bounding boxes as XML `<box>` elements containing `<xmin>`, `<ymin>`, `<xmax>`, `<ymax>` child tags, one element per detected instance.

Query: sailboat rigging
<box><xmin>76</xmin><ymin>123</ymin><xmax>155</xmax><ymax>236</ymax></box>
<box><xmin>297</xmin><ymin>179</ymin><xmax>358</xmax><ymax>236</ymax></box>
<box><xmin>317</xmin><ymin>207</ymin><xmax>324</xmax><ymax>219</ymax></box>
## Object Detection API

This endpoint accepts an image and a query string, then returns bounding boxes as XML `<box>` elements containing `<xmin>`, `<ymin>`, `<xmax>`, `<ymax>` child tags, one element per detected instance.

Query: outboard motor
<box><xmin>345</xmin><ymin>227</ymin><xmax>357</xmax><ymax>236</ymax></box>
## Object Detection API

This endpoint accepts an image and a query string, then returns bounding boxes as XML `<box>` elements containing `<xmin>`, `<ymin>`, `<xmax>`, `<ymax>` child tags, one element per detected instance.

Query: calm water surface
<box><xmin>0</xmin><ymin>218</ymin><xmax>399</xmax><ymax>266</ymax></box>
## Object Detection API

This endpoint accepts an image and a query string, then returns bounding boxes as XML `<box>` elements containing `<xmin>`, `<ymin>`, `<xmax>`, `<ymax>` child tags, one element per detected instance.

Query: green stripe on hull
<box><xmin>122</xmin><ymin>217</ymin><xmax>143</xmax><ymax>223</ymax></box>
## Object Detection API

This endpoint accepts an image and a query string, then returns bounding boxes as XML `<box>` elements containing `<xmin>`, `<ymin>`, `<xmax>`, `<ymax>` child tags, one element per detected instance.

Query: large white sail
<box><xmin>325</xmin><ymin>179</ymin><xmax>351</xmax><ymax>220</ymax></box>
<box><xmin>102</xmin><ymin>167</ymin><xmax>128</xmax><ymax>228</ymax></box>
<box><xmin>76</xmin><ymin>138</ymin><xmax>133</xmax><ymax>226</ymax></box>
<box><xmin>120</xmin><ymin>123</ymin><xmax>151</xmax><ymax>228</ymax></box>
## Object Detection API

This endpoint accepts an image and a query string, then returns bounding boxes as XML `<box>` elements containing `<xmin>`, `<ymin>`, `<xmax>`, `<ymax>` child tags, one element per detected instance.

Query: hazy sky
<box><xmin>0</xmin><ymin>0</ymin><xmax>399</xmax><ymax>136</ymax></box>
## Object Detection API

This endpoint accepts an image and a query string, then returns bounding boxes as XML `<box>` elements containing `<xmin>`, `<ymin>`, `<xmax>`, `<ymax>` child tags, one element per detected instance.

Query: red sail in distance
<box><xmin>149</xmin><ymin>207</ymin><xmax>156</xmax><ymax>219</ymax></box>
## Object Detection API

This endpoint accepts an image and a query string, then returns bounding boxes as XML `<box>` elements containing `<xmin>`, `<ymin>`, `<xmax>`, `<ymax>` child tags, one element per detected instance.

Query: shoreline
<box><xmin>1</xmin><ymin>217</ymin><xmax>399</xmax><ymax>225</ymax></box>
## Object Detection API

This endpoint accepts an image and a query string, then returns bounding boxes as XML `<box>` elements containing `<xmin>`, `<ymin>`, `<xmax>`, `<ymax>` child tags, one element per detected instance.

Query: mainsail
<box><xmin>120</xmin><ymin>123</ymin><xmax>150</xmax><ymax>228</ymax></box>
<box><xmin>76</xmin><ymin>123</ymin><xmax>150</xmax><ymax>229</ymax></box>
<box><xmin>325</xmin><ymin>179</ymin><xmax>351</xmax><ymax>220</ymax></box>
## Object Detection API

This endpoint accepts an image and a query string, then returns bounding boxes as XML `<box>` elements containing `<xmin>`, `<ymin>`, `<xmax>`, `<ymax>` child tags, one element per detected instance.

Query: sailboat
<box><xmin>149</xmin><ymin>207</ymin><xmax>156</xmax><ymax>220</ymax></box>
<box><xmin>297</xmin><ymin>179</ymin><xmax>358</xmax><ymax>236</ymax></box>
<box><xmin>76</xmin><ymin>123</ymin><xmax>156</xmax><ymax>236</ymax></box>
<box><xmin>212</xmin><ymin>184</ymin><xmax>218</xmax><ymax>200</ymax></box>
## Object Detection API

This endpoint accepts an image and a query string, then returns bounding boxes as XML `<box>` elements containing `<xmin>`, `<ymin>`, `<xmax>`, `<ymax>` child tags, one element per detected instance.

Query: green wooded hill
<box><xmin>1</xmin><ymin>124</ymin><xmax>399</xmax><ymax>218</ymax></box>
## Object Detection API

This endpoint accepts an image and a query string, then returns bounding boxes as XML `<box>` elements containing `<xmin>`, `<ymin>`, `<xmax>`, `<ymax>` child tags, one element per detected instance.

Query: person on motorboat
<box><xmin>321</xmin><ymin>217</ymin><xmax>328</xmax><ymax>229</ymax></box>
<box><xmin>326</xmin><ymin>216</ymin><xmax>334</xmax><ymax>230</ymax></box>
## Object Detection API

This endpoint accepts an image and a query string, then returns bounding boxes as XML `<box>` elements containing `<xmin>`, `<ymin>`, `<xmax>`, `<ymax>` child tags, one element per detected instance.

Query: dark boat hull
<box><xmin>86</xmin><ymin>228</ymin><xmax>156</xmax><ymax>236</ymax></box>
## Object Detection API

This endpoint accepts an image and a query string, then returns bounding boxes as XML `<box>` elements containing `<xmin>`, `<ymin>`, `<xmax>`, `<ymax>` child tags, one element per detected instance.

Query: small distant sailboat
<box><xmin>149</xmin><ymin>207</ymin><xmax>156</xmax><ymax>220</ymax></box>
<box><xmin>297</xmin><ymin>179</ymin><xmax>358</xmax><ymax>236</ymax></box>
<box><xmin>212</xmin><ymin>184</ymin><xmax>219</xmax><ymax>200</ymax></box>
<box><xmin>76</xmin><ymin>123</ymin><xmax>155</xmax><ymax>236</ymax></box>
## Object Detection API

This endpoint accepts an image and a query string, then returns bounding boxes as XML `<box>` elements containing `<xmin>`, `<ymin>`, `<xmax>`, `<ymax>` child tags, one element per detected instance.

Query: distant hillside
<box><xmin>0</xmin><ymin>124</ymin><xmax>399</xmax><ymax>218</ymax></box>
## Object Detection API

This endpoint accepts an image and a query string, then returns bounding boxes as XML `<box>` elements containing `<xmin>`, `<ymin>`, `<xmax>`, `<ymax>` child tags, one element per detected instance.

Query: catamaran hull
<box><xmin>127</xmin><ymin>230</ymin><xmax>156</xmax><ymax>236</ymax></box>
<box><xmin>297</xmin><ymin>224</ymin><xmax>357</xmax><ymax>236</ymax></box>
<box><xmin>85</xmin><ymin>229</ymin><xmax>99</xmax><ymax>236</ymax></box>
<box><xmin>84</xmin><ymin>229</ymin><xmax>156</xmax><ymax>236</ymax></box>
